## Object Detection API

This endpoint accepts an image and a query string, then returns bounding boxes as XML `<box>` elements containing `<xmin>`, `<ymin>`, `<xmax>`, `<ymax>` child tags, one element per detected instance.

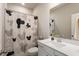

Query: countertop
<box><xmin>38</xmin><ymin>37</ymin><xmax>79</xmax><ymax>56</ymax></box>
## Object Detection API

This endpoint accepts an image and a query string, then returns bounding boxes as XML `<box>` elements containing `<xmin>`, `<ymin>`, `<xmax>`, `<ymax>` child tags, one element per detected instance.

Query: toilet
<box><xmin>26</xmin><ymin>47</ymin><xmax>38</xmax><ymax>56</ymax></box>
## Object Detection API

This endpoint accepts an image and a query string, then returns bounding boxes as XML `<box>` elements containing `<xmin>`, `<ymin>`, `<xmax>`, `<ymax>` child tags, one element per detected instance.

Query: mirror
<box><xmin>49</xmin><ymin>3</ymin><xmax>72</xmax><ymax>39</ymax></box>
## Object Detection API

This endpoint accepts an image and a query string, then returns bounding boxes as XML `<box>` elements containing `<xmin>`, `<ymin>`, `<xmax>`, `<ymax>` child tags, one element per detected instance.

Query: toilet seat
<box><xmin>27</xmin><ymin>47</ymin><xmax>38</xmax><ymax>56</ymax></box>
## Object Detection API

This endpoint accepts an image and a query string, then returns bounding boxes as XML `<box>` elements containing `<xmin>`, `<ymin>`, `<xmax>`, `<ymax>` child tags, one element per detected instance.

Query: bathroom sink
<box><xmin>44</xmin><ymin>41</ymin><xmax>66</xmax><ymax>48</ymax></box>
<box><xmin>49</xmin><ymin>39</ymin><xmax>78</xmax><ymax>48</ymax></box>
<box><xmin>51</xmin><ymin>42</ymin><xmax>66</xmax><ymax>48</ymax></box>
<box><xmin>43</xmin><ymin>40</ymin><xmax>67</xmax><ymax>48</ymax></box>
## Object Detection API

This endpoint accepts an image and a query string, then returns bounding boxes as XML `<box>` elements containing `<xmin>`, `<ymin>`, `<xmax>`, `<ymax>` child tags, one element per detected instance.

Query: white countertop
<box><xmin>38</xmin><ymin>37</ymin><xmax>79</xmax><ymax>56</ymax></box>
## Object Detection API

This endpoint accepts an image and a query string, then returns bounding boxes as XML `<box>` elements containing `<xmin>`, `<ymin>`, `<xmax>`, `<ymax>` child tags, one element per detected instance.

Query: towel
<box><xmin>74</xmin><ymin>17</ymin><xmax>79</xmax><ymax>40</ymax></box>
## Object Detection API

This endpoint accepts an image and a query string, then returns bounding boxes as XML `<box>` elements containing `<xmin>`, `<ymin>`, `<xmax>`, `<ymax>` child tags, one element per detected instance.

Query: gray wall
<box><xmin>33</xmin><ymin>3</ymin><xmax>60</xmax><ymax>39</ymax></box>
<box><xmin>33</xmin><ymin>4</ymin><xmax>50</xmax><ymax>39</ymax></box>
<box><xmin>50</xmin><ymin>3</ymin><xmax>79</xmax><ymax>39</ymax></box>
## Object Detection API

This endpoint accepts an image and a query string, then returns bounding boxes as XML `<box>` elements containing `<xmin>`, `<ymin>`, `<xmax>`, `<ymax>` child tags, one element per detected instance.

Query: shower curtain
<box><xmin>4</xmin><ymin>9</ymin><xmax>38</xmax><ymax>55</ymax></box>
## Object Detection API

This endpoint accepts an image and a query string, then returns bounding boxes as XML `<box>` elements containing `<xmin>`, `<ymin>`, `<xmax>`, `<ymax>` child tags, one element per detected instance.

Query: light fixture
<box><xmin>21</xmin><ymin>3</ymin><xmax>25</xmax><ymax>5</ymax></box>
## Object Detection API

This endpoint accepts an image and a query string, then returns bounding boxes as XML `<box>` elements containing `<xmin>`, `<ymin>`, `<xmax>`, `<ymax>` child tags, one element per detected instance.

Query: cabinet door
<box><xmin>43</xmin><ymin>45</ymin><xmax>55</xmax><ymax>56</ymax></box>
<box><xmin>38</xmin><ymin>45</ymin><xmax>49</xmax><ymax>56</ymax></box>
<box><xmin>38</xmin><ymin>43</ymin><xmax>55</xmax><ymax>56</ymax></box>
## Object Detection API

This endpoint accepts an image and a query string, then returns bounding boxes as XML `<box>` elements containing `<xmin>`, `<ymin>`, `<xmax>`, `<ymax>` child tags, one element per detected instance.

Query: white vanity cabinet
<box><xmin>38</xmin><ymin>42</ymin><xmax>67</xmax><ymax>56</ymax></box>
<box><xmin>38</xmin><ymin>42</ymin><xmax>55</xmax><ymax>56</ymax></box>
<box><xmin>38</xmin><ymin>38</ymin><xmax>79</xmax><ymax>56</ymax></box>
<box><xmin>54</xmin><ymin>50</ymin><xmax>67</xmax><ymax>56</ymax></box>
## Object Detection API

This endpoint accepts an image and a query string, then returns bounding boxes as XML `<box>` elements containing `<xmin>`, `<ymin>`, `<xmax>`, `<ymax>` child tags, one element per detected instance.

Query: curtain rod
<box><xmin>5</xmin><ymin>8</ymin><xmax>36</xmax><ymax>16</ymax></box>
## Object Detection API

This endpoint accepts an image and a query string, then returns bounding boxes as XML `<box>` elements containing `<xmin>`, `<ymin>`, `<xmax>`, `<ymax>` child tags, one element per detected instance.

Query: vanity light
<box><xmin>21</xmin><ymin>3</ymin><xmax>25</xmax><ymax>5</ymax></box>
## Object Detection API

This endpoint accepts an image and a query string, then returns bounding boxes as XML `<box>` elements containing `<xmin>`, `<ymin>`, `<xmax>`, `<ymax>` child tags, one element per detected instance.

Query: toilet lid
<box><xmin>27</xmin><ymin>47</ymin><xmax>38</xmax><ymax>53</ymax></box>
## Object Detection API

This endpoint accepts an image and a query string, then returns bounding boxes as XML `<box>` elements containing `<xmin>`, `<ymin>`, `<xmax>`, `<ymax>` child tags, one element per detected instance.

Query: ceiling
<box><xmin>7</xmin><ymin>3</ymin><xmax>61</xmax><ymax>10</ymax></box>
<box><xmin>50</xmin><ymin>3</ymin><xmax>70</xmax><ymax>12</ymax></box>
<box><xmin>7</xmin><ymin>3</ymin><xmax>39</xmax><ymax>9</ymax></box>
